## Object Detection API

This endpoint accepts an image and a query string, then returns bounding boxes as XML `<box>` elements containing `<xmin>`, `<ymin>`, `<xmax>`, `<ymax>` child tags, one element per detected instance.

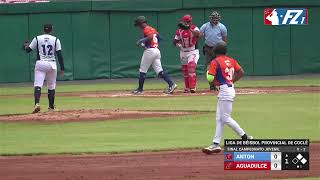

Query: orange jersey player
<box><xmin>133</xmin><ymin>16</ymin><xmax>177</xmax><ymax>95</ymax></box>
<box><xmin>143</xmin><ymin>25</ymin><xmax>159</xmax><ymax>48</ymax></box>
<box><xmin>173</xmin><ymin>14</ymin><xmax>200</xmax><ymax>93</ymax></box>
<box><xmin>202</xmin><ymin>42</ymin><xmax>253</xmax><ymax>155</ymax></box>
<box><xmin>208</xmin><ymin>52</ymin><xmax>242</xmax><ymax>87</ymax></box>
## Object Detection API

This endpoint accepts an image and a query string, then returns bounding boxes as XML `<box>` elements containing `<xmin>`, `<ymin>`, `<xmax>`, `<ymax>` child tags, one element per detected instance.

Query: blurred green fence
<box><xmin>0</xmin><ymin>0</ymin><xmax>319</xmax><ymax>83</ymax></box>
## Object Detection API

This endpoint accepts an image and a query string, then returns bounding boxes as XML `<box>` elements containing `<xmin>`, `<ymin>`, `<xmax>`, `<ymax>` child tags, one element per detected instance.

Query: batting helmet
<box><xmin>134</xmin><ymin>16</ymin><xmax>147</xmax><ymax>26</ymax></box>
<box><xmin>181</xmin><ymin>14</ymin><xmax>192</xmax><ymax>23</ymax></box>
<box><xmin>209</xmin><ymin>11</ymin><xmax>221</xmax><ymax>21</ymax></box>
<box><xmin>215</xmin><ymin>41</ymin><xmax>227</xmax><ymax>55</ymax></box>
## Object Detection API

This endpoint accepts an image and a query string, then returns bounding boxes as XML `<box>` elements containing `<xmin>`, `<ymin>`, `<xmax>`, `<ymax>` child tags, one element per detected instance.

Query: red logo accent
<box><xmin>224</xmin><ymin>162</ymin><xmax>234</xmax><ymax>170</ymax></box>
<box><xmin>226</xmin><ymin>154</ymin><xmax>233</xmax><ymax>160</ymax></box>
<box><xmin>264</xmin><ymin>8</ymin><xmax>274</xmax><ymax>25</ymax></box>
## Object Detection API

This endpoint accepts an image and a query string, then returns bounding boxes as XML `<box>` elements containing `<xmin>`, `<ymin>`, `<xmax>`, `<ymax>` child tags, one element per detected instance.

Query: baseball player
<box><xmin>23</xmin><ymin>24</ymin><xmax>64</xmax><ymax>113</ymax></box>
<box><xmin>202</xmin><ymin>42</ymin><xmax>252</xmax><ymax>155</ymax></box>
<box><xmin>132</xmin><ymin>16</ymin><xmax>177</xmax><ymax>95</ymax></box>
<box><xmin>173</xmin><ymin>14</ymin><xmax>200</xmax><ymax>93</ymax></box>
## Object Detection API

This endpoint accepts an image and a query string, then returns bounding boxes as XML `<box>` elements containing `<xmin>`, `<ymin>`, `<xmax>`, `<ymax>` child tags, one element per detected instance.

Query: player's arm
<box><xmin>233</xmin><ymin>61</ymin><xmax>244</xmax><ymax>83</ymax></box>
<box><xmin>173</xmin><ymin>30</ymin><xmax>182</xmax><ymax>47</ymax></box>
<box><xmin>190</xmin><ymin>26</ymin><xmax>201</xmax><ymax>38</ymax></box>
<box><xmin>233</xmin><ymin>68</ymin><xmax>244</xmax><ymax>83</ymax></box>
<box><xmin>55</xmin><ymin>39</ymin><xmax>65</xmax><ymax>76</ymax></box>
<box><xmin>199</xmin><ymin>24</ymin><xmax>206</xmax><ymax>38</ymax></box>
<box><xmin>221</xmin><ymin>24</ymin><xmax>228</xmax><ymax>43</ymax></box>
<box><xmin>206</xmin><ymin>61</ymin><xmax>217</xmax><ymax>83</ymax></box>
<box><xmin>136</xmin><ymin>33</ymin><xmax>154</xmax><ymax>46</ymax></box>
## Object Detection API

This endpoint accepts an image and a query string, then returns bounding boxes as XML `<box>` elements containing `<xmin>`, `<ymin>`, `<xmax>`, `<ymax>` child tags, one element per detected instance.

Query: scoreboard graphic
<box><xmin>224</xmin><ymin>139</ymin><xmax>309</xmax><ymax>170</ymax></box>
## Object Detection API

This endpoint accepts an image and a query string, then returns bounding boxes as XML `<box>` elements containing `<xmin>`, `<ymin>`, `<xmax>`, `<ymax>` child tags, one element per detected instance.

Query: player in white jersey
<box><xmin>23</xmin><ymin>24</ymin><xmax>65</xmax><ymax>113</ymax></box>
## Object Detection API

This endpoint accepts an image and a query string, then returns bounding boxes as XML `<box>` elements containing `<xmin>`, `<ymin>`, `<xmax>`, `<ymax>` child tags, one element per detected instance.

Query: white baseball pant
<box><xmin>34</xmin><ymin>60</ymin><xmax>57</xmax><ymax>90</ymax></box>
<box><xmin>180</xmin><ymin>49</ymin><xmax>199</xmax><ymax>65</ymax></box>
<box><xmin>213</xmin><ymin>84</ymin><xmax>246</xmax><ymax>144</ymax></box>
<box><xmin>139</xmin><ymin>48</ymin><xmax>163</xmax><ymax>74</ymax></box>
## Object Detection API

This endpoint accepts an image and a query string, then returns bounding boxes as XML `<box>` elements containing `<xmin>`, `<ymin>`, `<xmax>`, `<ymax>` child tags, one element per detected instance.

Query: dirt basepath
<box><xmin>0</xmin><ymin>109</ymin><xmax>199</xmax><ymax>123</ymax></box>
<box><xmin>0</xmin><ymin>143</ymin><xmax>319</xmax><ymax>180</ymax></box>
<box><xmin>1</xmin><ymin>86</ymin><xmax>318</xmax><ymax>99</ymax></box>
<box><xmin>65</xmin><ymin>86</ymin><xmax>320</xmax><ymax>98</ymax></box>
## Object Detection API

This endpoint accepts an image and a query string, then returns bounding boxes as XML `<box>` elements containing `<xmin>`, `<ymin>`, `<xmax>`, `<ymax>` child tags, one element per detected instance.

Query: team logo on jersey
<box><xmin>264</xmin><ymin>8</ymin><xmax>308</xmax><ymax>25</ymax></box>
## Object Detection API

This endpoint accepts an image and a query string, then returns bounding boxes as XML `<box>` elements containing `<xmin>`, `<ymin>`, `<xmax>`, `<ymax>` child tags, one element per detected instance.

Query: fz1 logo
<box><xmin>264</xmin><ymin>8</ymin><xmax>308</xmax><ymax>25</ymax></box>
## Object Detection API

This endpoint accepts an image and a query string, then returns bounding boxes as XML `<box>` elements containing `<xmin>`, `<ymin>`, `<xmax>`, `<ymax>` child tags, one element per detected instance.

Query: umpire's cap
<box><xmin>44</xmin><ymin>24</ymin><xmax>53</xmax><ymax>33</ymax></box>
<box><xmin>134</xmin><ymin>16</ymin><xmax>147</xmax><ymax>26</ymax></box>
<box><xmin>215</xmin><ymin>41</ymin><xmax>227</xmax><ymax>55</ymax></box>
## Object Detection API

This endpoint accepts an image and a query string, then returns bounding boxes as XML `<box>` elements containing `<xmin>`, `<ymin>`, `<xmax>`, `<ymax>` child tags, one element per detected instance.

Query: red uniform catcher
<box><xmin>173</xmin><ymin>15</ymin><xmax>200</xmax><ymax>93</ymax></box>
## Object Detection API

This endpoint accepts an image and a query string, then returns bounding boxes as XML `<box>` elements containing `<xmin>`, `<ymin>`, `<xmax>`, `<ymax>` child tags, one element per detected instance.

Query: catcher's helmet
<box><xmin>134</xmin><ymin>16</ymin><xmax>147</xmax><ymax>26</ymax></box>
<box><xmin>209</xmin><ymin>11</ymin><xmax>221</xmax><ymax>21</ymax></box>
<box><xmin>181</xmin><ymin>14</ymin><xmax>192</xmax><ymax>23</ymax></box>
<box><xmin>215</xmin><ymin>41</ymin><xmax>227</xmax><ymax>55</ymax></box>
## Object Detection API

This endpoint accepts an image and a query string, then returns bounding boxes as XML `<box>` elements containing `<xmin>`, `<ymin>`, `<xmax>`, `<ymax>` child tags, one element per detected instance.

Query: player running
<box><xmin>173</xmin><ymin>14</ymin><xmax>200</xmax><ymax>93</ymax></box>
<box><xmin>23</xmin><ymin>24</ymin><xmax>65</xmax><ymax>113</ymax></box>
<box><xmin>202</xmin><ymin>42</ymin><xmax>253</xmax><ymax>155</ymax></box>
<box><xmin>132</xmin><ymin>16</ymin><xmax>177</xmax><ymax>95</ymax></box>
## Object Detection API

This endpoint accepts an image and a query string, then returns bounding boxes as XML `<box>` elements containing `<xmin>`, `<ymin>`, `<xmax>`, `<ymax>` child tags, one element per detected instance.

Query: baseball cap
<box><xmin>44</xmin><ymin>24</ymin><xmax>53</xmax><ymax>32</ymax></box>
<box><xmin>134</xmin><ymin>16</ymin><xmax>147</xmax><ymax>26</ymax></box>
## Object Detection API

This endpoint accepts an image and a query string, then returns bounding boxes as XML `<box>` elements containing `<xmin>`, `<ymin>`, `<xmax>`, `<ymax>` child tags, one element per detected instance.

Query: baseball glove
<box><xmin>22</xmin><ymin>40</ymin><xmax>29</xmax><ymax>50</ymax></box>
<box><xmin>178</xmin><ymin>21</ymin><xmax>190</xmax><ymax>30</ymax></box>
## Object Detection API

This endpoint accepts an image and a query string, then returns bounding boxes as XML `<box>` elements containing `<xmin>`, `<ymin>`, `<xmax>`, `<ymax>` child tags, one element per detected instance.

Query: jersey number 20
<box><xmin>41</xmin><ymin>44</ymin><xmax>53</xmax><ymax>56</ymax></box>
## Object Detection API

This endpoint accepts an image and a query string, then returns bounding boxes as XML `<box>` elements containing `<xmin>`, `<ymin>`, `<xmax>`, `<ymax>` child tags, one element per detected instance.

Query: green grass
<box><xmin>0</xmin><ymin>76</ymin><xmax>318</xmax><ymax>155</ymax></box>
<box><xmin>0</xmin><ymin>92</ymin><xmax>319</xmax><ymax>155</ymax></box>
<box><xmin>0</xmin><ymin>77</ymin><xmax>319</xmax><ymax>96</ymax></box>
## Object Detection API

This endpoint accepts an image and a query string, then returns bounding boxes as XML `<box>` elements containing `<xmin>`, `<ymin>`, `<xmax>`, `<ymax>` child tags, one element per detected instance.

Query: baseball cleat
<box><xmin>32</xmin><ymin>103</ymin><xmax>41</xmax><ymax>114</ymax></box>
<box><xmin>132</xmin><ymin>89</ymin><xmax>143</xmax><ymax>95</ymax></box>
<box><xmin>202</xmin><ymin>144</ymin><xmax>222</xmax><ymax>155</ymax></box>
<box><xmin>165</xmin><ymin>83</ymin><xmax>177</xmax><ymax>94</ymax></box>
<box><xmin>183</xmin><ymin>88</ymin><xmax>190</xmax><ymax>93</ymax></box>
<box><xmin>190</xmin><ymin>89</ymin><xmax>196</xmax><ymax>93</ymax></box>
<box><xmin>48</xmin><ymin>107</ymin><xmax>55</xmax><ymax>112</ymax></box>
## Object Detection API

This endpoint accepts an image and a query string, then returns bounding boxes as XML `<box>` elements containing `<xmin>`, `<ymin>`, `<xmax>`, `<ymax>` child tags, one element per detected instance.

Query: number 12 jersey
<box><xmin>29</xmin><ymin>34</ymin><xmax>62</xmax><ymax>61</ymax></box>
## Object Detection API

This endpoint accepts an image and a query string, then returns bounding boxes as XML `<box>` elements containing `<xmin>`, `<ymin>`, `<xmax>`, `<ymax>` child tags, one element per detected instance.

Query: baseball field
<box><xmin>0</xmin><ymin>75</ymin><xmax>319</xmax><ymax>180</ymax></box>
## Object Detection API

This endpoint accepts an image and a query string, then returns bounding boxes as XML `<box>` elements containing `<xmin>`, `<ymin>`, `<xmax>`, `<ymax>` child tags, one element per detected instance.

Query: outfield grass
<box><xmin>0</xmin><ymin>92</ymin><xmax>318</xmax><ymax>155</ymax></box>
<box><xmin>0</xmin><ymin>77</ymin><xmax>318</xmax><ymax>155</ymax></box>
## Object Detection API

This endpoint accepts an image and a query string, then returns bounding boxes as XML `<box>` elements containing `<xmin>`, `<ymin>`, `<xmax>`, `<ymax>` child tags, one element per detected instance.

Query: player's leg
<box><xmin>32</xmin><ymin>61</ymin><xmax>46</xmax><ymax>113</ymax></box>
<box><xmin>182</xmin><ymin>64</ymin><xmax>189</xmax><ymax>93</ymax></box>
<box><xmin>180</xmin><ymin>53</ymin><xmax>190</xmax><ymax>93</ymax></box>
<box><xmin>219</xmin><ymin>100</ymin><xmax>252</xmax><ymax>140</ymax></box>
<box><xmin>133</xmin><ymin>50</ymin><xmax>153</xmax><ymax>94</ymax></box>
<box><xmin>46</xmin><ymin>68</ymin><xmax>57</xmax><ymax>111</ymax></box>
<box><xmin>152</xmin><ymin>51</ymin><xmax>177</xmax><ymax>94</ymax></box>
<box><xmin>202</xmin><ymin>100</ymin><xmax>224</xmax><ymax>154</ymax></box>
<box><xmin>187</xmin><ymin>52</ymin><xmax>199</xmax><ymax>93</ymax></box>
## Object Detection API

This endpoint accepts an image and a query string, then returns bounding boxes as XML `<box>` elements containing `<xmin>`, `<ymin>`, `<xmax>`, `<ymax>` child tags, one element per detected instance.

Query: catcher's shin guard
<box><xmin>182</xmin><ymin>65</ymin><xmax>189</xmax><ymax>90</ymax></box>
<box><xmin>187</xmin><ymin>61</ymin><xmax>197</xmax><ymax>90</ymax></box>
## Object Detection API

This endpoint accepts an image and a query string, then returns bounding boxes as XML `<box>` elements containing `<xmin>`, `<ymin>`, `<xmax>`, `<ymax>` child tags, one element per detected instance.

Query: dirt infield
<box><xmin>1</xmin><ymin>86</ymin><xmax>318</xmax><ymax>99</ymax></box>
<box><xmin>0</xmin><ymin>109</ymin><xmax>199</xmax><ymax>122</ymax></box>
<box><xmin>64</xmin><ymin>86</ymin><xmax>319</xmax><ymax>98</ymax></box>
<box><xmin>0</xmin><ymin>143</ymin><xmax>319</xmax><ymax>180</ymax></box>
